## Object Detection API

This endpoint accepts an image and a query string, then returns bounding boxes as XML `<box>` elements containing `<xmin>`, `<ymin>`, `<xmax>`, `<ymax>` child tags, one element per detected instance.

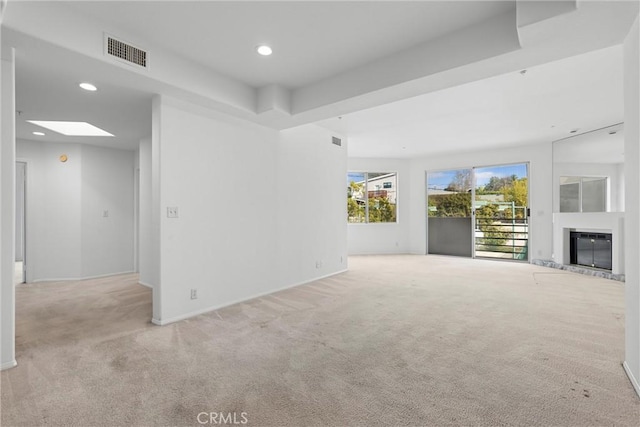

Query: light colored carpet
<box><xmin>1</xmin><ymin>255</ymin><xmax>638</xmax><ymax>426</ymax></box>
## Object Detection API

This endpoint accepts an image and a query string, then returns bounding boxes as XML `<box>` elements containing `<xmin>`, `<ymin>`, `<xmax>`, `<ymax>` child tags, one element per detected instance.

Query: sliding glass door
<box><xmin>473</xmin><ymin>164</ymin><xmax>529</xmax><ymax>261</ymax></box>
<box><xmin>427</xmin><ymin>169</ymin><xmax>473</xmax><ymax>257</ymax></box>
<box><xmin>427</xmin><ymin>163</ymin><xmax>529</xmax><ymax>261</ymax></box>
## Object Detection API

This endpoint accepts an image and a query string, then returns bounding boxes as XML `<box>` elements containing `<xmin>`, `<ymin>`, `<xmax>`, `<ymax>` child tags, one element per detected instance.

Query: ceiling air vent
<box><xmin>332</xmin><ymin>136</ymin><xmax>342</xmax><ymax>147</ymax></box>
<box><xmin>105</xmin><ymin>34</ymin><xmax>148</xmax><ymax>69</ymax></box>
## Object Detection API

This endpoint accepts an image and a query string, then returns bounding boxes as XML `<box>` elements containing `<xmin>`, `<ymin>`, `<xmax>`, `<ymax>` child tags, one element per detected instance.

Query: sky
<box><xmin>347</xmin><ymin>172</ymin><xmax>365</xmax><ymax>185</ymax></box>
<box><xmin>427</xmin><ymin>163</ymin><xmax>528</xmax><ymax>190</ymax></box>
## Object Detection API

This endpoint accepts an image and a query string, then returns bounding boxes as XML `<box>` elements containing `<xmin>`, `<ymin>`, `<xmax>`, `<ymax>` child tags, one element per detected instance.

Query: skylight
<box><xmin>27</xmin><ymin>121</ymin><xmax>114</xmax><ymax>137</ymax></box>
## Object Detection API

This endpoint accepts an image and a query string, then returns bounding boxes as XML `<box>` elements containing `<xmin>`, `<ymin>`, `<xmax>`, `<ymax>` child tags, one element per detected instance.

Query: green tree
<box><xmin>428</xmin><ymin>192</ymin><xmax>471</xmax><ymax>217</ymax></box>
<box><xmin>484</xmin><ymin>176</ymin><xmax>502</xmax><ymax>192</ymax></box>
<box><xmin>476</xmin><ymin>204</ymin><xmax>507</xmax><ymax>249</ymax></box>
<box><xmin>369</xmin><ymin>197</ymin><xmax>396</xmax><ymax>222</ymax></box>
<box><xmin>502</xmin><ymin>177</ymin><xmax>528</xmax><ymax>213</ymax></box>
<box><xmin>347</xmin><ymin>198</ymin><xmax>364</xmax><ymax>222</ymax></box>
<box><xmin>477</xmin><ymin>177</ymin><xmax>528</xmax><ymax>254</ymax></box>
<box><xmin>347</xmin><ymin>181</ymin><xmax>365</xmax><ymax>222</ymax></box>
<box><xmin>483</xmin><ymin>174</ymin><xmax>519</xmax><ymax>193</ymax></box>
<box><xmin>445</xmin><ymin>170</ymin><xmax>472</xmax><ymax>192</ymax></box>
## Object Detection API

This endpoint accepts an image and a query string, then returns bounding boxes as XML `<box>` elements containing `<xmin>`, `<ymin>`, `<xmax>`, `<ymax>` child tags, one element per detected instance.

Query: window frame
<box><xmin>559</xmin><ymin>176</ymin><xmax>608</xmax><ymax>213</ymax></box>
<box><xmin>347</xmin><ymin>171</ymin><xmax>398</xmax><ymax>224</ymax></box>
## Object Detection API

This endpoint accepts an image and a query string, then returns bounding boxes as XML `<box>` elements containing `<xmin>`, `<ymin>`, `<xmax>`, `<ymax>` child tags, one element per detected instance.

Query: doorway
<box><xmin>473</xmin><ymin>163</ymin><xmax>529</xmax><ymax>261</ymax></box>
<box><xmin>15</xmin><ymin>161</ymin><xmax>26</xmax><ymax>284</ymax></box>
<box><xmin>427</xmin><ymin>162</ymin><xmax>529</xmax><ymax>261</ymax></box>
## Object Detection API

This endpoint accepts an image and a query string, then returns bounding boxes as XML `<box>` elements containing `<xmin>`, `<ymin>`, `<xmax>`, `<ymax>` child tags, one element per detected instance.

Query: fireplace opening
<box><xmin>569</xmin><ymin>231</ymin><xmax>612</xmax><ymax>271</ymax></box>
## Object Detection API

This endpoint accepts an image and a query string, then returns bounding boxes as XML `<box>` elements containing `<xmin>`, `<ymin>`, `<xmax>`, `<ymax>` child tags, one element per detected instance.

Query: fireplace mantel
<box><xmin>552</xmin><ymin>212</ymin><xmax>624</xmax><ymax>275</ymax></box>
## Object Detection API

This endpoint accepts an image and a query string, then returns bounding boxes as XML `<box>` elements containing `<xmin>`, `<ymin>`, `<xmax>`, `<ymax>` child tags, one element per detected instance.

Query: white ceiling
<box><xmin>553</xmin><ymin>123</ymin><xmax>625</xmax><ymax>164</ymax></box>
<box><xmin>66</xmin><ymin>1</ymin><xmax>514</xmax><ymax>89</ymax></box>
<box><xmin>13</xmin><ymin>37</ymin><xmax>152</xmax><ymax>150</ymax></box>
<box><xmin>2</xmin><ymin>1</ymin><xmax>635</xmax><ymax>156</ymax></box>
<box><xmin>318</xmin><ymin>45</ymin><xmax>624</xmax><ymax>158</ymax></box>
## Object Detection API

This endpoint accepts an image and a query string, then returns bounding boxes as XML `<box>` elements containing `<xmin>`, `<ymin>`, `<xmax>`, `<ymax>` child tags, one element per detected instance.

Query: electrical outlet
<box><xmin>190</xmin><ymin>289</ymin><xmax>197</xmax><ymax>300</ymax></box>
<box><xmin>167</xmin><ymin>207</ymin><xmax>179</xmax><ymax>218</ymax></box>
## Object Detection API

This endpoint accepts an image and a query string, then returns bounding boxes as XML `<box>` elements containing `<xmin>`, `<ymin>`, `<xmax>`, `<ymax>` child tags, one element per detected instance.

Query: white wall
<box><xmin>624</xmin><ymin>15</ymin><xmax>640</xmax><ymax>397</ymax></box>
<box><xmin>133</xmin><ymin>148</ymin><xmax>139</xmax><ymax>273</ymax></box>
<box><xmin>16</xmin><ymin>140</ymin><xmax>135</xmax><ymax>281</ymax></box>
<box><xmin>553</xmin><ymin>162</ymin><xmax>624</xmax><ymax>212</ymax></box>
<box><xmin>138</xmin><ymin>137</ymin><xmax>155</xmax><ymax>287</ymax></box>
<box><xmin>17</xmin><ymin>141</ymin><xmax>82</xmax><ymax>281</ymax></box>
<box><xmin>617</xmin><ymin>163</ymin><xmax>625</xmax><ymax>212</ymax></box>
<box><xmin>277</xmin><ymin>124</ymin><xmax>348</xmax><ymax>286</ymax></box>
<box><xmin>152</xmin><ymin>97</ymin><xmax>348</xmax><ymax>325</ymax></box>
<box><xmin>408</xmin><ymin>142</ymin><xmax>554</xmax><ymax>260</ymax></box>
<box><xmin>150</xmin><ymin>97</ymin><xmax>162</xmax><ymax>321</ymax></box>
<box><xmin>80</xmin><ymin>146</ymin><xmax>135</xmax><ymax>278</ymax></box>
<box><xmin>1</xmin><ymin>44</ymin><xmax>17</xmax><ymax>370</ymax></box>
<box><xmin>155</xmin><ymin>97</ymin><xmax>279</xmax><ymax>324</ymax></box>
<box><xmin>15</xmin><ymin>161</ymin><xmax>24</xmax><ymax>262</ymax></box>
<box><xmin>347</xmin><ymin>158</ymin><xmax>411</xmax><ymax>255</ymax></box>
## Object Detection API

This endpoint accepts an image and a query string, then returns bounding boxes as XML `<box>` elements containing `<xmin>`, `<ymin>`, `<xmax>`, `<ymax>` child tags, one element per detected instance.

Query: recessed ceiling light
<box><xmin>609</xmin><ymin>130</ymin><xmax>617</xmax><ymax>135</ymax></box>
<box><xmin>256</xmin><ymin>45</ymin><xmax>273</xmax><ymax>56</ymax></box>
<box><xmin>570</xmin><ymin>129</ymin><xmax>579</xmax><ymax>134</ymax></box>
<box><xmin>28</xmin><ymin>120</ymin><xmax>114</xmax><ymax>137</ymax></box>
<box><xmin>79</xmin><ymin>82</ymin><xmax>97</xmax><ymax>91</ymax></box>
<box><xmin>32</xmin><ymin>131</ymin><xmax>45</xmax><ymax>136</ymax></box>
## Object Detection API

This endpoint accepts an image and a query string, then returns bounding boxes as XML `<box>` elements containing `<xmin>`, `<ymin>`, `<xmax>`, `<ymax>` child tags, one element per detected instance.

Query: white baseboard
<box><xmin>31</xmin><ymin>270</ymin><xmax>136</xmax><ymax>283</ymax></box>
<box><xmin>623</xmin><ymin>361</ymin><xmax>640</xmax><ymax>398</ymax></box>
<box><xmin>138</xmin><ymin>281</ymin><xmax>153</xmax><ymax>289</ymax></box>
<box><xmin>81</xmin><ymin>271</ymin><xmax>136</xmax><ymax>280</ymax></box>
<box><xmin>1</xmin><ymin>359</ymin><xmax>17</xmax><ymax>371</ymax></box>
<box><xmin>348</xmin><ymin>250</ymin><xmax>409</xmax><ymax>256</ymax></box>
<box><xmin>152</xmin><ymin>269</ymin><xmax>348</xmax><ymax>326</ymax></box>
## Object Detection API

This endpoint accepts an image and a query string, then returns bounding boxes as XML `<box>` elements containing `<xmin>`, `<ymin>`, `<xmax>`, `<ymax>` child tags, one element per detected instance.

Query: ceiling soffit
<box><xmin>2</xmin><ymin>1</ymin><xmax>638</xmax><ymax>130</ymax></box>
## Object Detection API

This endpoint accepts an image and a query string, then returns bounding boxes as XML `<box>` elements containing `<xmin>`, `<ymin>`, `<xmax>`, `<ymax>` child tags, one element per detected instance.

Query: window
<box><xmin>347</xmin><ymin>172</ymin><xmax>397</xmax><ymax>223</ymax></box>
<box><xmin>560</xmin><ymin>176</ymin><xmax>607</xmax><ymax>212</ymax></box>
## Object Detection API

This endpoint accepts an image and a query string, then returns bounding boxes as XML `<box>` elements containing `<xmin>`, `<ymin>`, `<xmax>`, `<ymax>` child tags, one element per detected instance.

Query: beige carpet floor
<box><xmin>1</xmin><ymin>255</ymin><xmax>639</xmax><ymax>426</ymax></box>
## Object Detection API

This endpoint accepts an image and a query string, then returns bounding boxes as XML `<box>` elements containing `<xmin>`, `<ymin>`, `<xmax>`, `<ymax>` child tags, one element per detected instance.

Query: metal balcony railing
<box><xmin>474</xmin><ymin>210</ymin><xmax>529</xmax><ymax>261</ymax></box>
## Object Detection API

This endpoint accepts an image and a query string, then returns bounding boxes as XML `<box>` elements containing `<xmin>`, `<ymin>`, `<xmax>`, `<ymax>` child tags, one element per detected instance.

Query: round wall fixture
<box><xmin>59</xmin><ymin>154</ymin><xmax>68</xmax><ymax>162</ymax></box>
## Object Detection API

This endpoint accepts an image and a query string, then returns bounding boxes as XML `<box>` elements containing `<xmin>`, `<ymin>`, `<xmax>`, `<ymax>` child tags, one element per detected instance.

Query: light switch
<box><xmin>103</xmin><ymin>210</ymin><xmax>109</xmax><ymax>218</ymax></box>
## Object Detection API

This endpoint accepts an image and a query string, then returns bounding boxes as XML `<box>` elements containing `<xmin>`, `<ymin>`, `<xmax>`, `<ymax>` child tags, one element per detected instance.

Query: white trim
<box><xmin>138</xmin><ymin>281</ymin><xmax>153</xmax><ymax>289</ymax></box>
<box><xmin>623</xmin><ymin>361</ymin><xmax>640</xmax><ymax>398</ymax></box>
<box><xmin>16</xmin><ymin>157</ymin><xmax>32</xmax><ymax>284</ymax></box>
<box><xmin>30</xmin><ymin>270</ymin><xmax>136</xmax><ymax>283</ymax></box>
<box><xmin>1</xmin><ymin>360</ymin><xmax>17</xmax><ymax>370</ymax></box>
<box><xmin>349</xmin><ymin>250</ymin><xmax>407</xmax><ymax>256</ymax></box>
<box><xmin>152</xmin><ymin>269</ymin><xmax>348</xmax><ymax>326</ymax></box>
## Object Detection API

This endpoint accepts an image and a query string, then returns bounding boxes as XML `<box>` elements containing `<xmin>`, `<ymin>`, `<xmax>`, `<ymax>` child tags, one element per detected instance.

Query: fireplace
<box><xmin>569</xmin><ymin>231</ymin><xmax>612</xmax><ymax>270</ymax></box>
